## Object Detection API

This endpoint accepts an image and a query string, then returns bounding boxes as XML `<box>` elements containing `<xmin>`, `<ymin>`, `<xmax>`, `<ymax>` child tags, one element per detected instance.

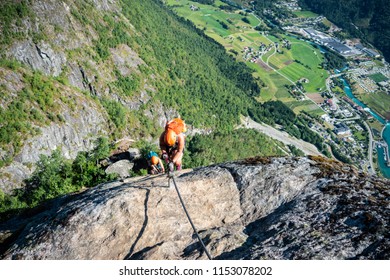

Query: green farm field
<box><xmin>369</xmin><ymin>73</ymin><xmax>388</xmax><ymax>83</ymax></box>
<box><xmin>166</xmin><ymin>0</ymin><xmax>327</xmax><ymax>115</ymax></box>
<box><xmin>249</xmin><ymin>63</ymin><xmax>291</xmax><ymax>102</ymax></box>
<box><xmin>356</xmin><ymin>91</ymin><xmax>390</xmax><ymax>120</ymax></box>
<box><xmin>292</xmin><ymin>10</ymin><xmax>319</xmax><ymax>18</ymax></box>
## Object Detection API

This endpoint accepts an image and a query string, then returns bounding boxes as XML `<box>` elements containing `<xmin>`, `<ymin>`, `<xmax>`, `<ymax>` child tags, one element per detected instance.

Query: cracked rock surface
<box><xmin>0</xmin><ymin>156</ymin><xmax>389</xmax><ymax>260</ymax></box>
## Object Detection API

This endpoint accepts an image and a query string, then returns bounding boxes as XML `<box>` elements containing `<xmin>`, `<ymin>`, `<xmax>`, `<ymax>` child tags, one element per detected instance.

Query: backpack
<box><xmin>147</xmin><ymin>151</ymin><xmax>159</xmax><ymax>159</ymax></box>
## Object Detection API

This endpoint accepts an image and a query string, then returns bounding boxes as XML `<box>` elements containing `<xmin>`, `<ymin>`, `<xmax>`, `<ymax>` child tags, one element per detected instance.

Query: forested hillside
<box><xmin>298</xmin><ymin>0</ymin><xmax>390</xmax><ymax>61</ymax></box>
<box><xmin>119</xmin><ymin>0</ymin><xmax>261</xmax><ymax>130</ymax></box>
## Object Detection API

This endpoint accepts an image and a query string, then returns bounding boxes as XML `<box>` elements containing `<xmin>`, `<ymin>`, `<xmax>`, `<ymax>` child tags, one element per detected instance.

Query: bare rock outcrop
<box><xmin>11</xmin><ymin>40</ymin><xmax>66</xmax><ymax>77</ymax></box>
<box><xmin>105</xmin><ymin>160</ymin><xmax>134</xmax><ymax>179</ymax></box>
<box><xmin>0</xmin><ymin>156</ymin><xmax>388</xmax><ymax>260</ymax></box>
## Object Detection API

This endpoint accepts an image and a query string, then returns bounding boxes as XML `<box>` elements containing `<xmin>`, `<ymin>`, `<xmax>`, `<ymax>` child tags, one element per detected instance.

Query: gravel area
<box><xmin>242</xmin><ymin>117</ymin><xmax>323</xmax><ymax>156</ymax></box>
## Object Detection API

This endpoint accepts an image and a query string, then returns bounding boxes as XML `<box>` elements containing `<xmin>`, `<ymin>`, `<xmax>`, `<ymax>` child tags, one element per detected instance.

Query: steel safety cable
<box><xmin>170</xmin><ymin>174</ymin><xmax>213</xmax><ymax>260</ymax></box>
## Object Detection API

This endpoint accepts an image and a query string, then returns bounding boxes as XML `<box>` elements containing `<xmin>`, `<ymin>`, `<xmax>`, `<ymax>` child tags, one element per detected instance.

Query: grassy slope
<box><xmin>293</xmin><ymin>10</ymin><xmax>318</xmax><ymax>18</ymax></box>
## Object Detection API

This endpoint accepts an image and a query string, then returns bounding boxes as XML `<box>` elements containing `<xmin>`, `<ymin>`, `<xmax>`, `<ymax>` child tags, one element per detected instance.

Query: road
<box><xmin>325</xmin><ymin>73</ymin><xmax>344</xmax><ymax>110</ymax></box>
<box><xmin>363</xmin><ymin>120</ymin><xmax>376</xmax><ymax>175</ymax></box>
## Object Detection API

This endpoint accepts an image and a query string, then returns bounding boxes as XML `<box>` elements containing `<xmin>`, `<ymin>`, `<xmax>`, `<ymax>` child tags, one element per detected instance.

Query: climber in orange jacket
<box><xmin>159</xmin><ymin>118</ymin><xmax>187</xmax><ymax>172</ymax></box>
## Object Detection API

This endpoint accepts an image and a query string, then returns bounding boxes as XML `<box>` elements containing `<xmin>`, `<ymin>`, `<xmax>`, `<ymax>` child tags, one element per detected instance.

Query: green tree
<box><xmin>23</xmin><ymin>149</ymin><xmax>75</xmax><ymax>206</ymax></box>
<box><xmin>101</xmin><ymin>99</ymin><xmax>127</xmax><ymax>131</ymax></box>
<box><xmin>242</xmin><ymin>17</ymin><xmax>250</xmax><ymax>24</ymax></box>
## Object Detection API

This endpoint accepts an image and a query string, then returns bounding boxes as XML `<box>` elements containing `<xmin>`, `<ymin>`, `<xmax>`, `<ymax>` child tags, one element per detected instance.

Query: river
<box><xmin>341</xmin><ymin>77</ymin><xmax>390</xmax><ymax>178</ymax></box>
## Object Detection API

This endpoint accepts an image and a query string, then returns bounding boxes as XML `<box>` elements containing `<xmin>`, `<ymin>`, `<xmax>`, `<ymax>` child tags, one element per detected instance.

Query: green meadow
<box><xmin>166</xmin><ymin>0</ymin><xmax>327</xmax><ymax>115</ymax></box>
<box><xmin>249</xmin><ymin>63</ymin><xmax>291</xmax><ymax>102</ymax></box>
<box><xmin>268</xmin><ymin>37</ymin><xmax>327</xmax><ymax>91</ymax></box>
<box><xmin>285</xmin><ymin>100</ymin><xmax>325</xmax><ymax>116</ymax></box>
<box><xmin>369</xmin><ymin>73</ymin><xmax>388</xmax><ymax>83</ymax></box>
<box><xmin>356</xmin><ymin>91</ymin><xmax>390</xmax><ymax>120</ymax></box>
<box><xmin>292</xmin><ymin>10</ymin><xmax>319</xmax><ymax>18</ymax></box>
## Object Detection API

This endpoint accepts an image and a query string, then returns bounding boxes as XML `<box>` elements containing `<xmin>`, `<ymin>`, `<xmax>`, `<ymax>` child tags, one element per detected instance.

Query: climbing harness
<box><xmin>168</xmin><ymin>166</ymin><xmax>213</xmax><ymax>260</ymax></box>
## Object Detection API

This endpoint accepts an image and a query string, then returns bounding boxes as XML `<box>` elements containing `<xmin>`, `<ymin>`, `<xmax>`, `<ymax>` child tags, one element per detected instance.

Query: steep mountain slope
<box><xmin>1</xmin><ymin>156</ymin><xmax>388</xmax><ymax>260</ymax></box>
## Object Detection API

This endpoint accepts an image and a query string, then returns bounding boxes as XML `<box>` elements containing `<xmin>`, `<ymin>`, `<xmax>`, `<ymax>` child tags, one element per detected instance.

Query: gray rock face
<box><xmin>154</xmin><ymin>103</ymin><xmax>180</xmax><ymax>129</ymax></box>
<box><xmin>0</xmin><ymin>68</ymin><xmax>25</xmax><ymax>99</ymax></box>
<box><xmin>68</xmin><ymin>62</ymin><xmax>101</xmax><ymax>96</ymax></box>
<box><xmin>105</xmin><ymin>160</ymin><xmax>134</xmax><ymax>178</ymax></box>
<box><xmin>11</xmin><ymin>41</ymin><xmax>66</xmax><ymax>77</ymax></box>
<box><xmin>92</xmin><ymin>0</ymin><xmax>119</xmax><ymax>11</ymax></box>
<box><xmin>0</xmin><ymin>98</ymin><xmax>109</xmax><ymax>193</ymax></box>
<box><xmin>0</xmin><ymin>163</ymin><xmax>32</xmax><ymax>194</ymax></box>
<box><xmin>0</xmin><ymin>156</ymin><xmax>388</xmax><ymax>260</ymax></box>
<box><xmin>18</xmin><ymin>107</ymin><xmax>107</xmax><ymax>163</ymax></box>
<box><xmin>111</xmin><ymin>45</ymin><xmax>145</xmax><ymax>77</ymax></box>
<box><xmin>33</xmin><ymin>0</ymin><xmax>71</xmax><ymax>30</ymax></box>
<box><xmin>127</xmin><ymin>148</ymin><xmax>141</xmax><ymax>160</ymax></box>
<box><xmin>67</xmin><ymin>62</ymin><xmax>88</xmax><ymax>92</ymax></box>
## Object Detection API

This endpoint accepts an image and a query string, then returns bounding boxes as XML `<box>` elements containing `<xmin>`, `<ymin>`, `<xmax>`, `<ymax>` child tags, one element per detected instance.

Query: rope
<box><xmin>170</xmin><ymin>173</ymin><xmax>213</xmax><ymax>260</ymax></box>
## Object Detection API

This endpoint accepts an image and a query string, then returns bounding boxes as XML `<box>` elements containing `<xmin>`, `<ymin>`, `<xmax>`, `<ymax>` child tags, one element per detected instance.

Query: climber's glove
<box><xmin>168</xmin><ymin>162</ymin><xmax>174</xmax><ymax>173</ymax></box>
<box><xmin>162</xmin><ymin>153</ymin><xmax>169</xmax><ymax>163</ymax></box>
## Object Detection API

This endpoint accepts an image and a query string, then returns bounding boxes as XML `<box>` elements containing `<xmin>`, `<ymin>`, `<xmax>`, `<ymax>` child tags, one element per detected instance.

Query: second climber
<box><xmin>146</xmin><ymin>151</ymin><xmax>165</xmax><ymax>175</ymax></box>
